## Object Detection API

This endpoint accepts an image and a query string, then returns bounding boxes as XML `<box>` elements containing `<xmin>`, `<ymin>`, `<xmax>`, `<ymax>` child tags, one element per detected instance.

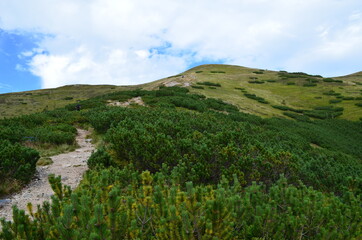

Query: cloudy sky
<box><xmin>0</xmin><ymin>0</ymin><xmax>361</xmax><ymax>93</ymax></box>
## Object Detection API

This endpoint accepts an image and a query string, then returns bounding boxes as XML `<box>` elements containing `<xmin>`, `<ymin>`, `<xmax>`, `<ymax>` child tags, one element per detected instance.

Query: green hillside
<box><xmin>1</xmin><ymin>65</ymin><xmax>362</xmax><ymax>239</ymax></box>
<box><xmin>1</xmin><ymin>64</ymin><xmax>362</xmax><ymax>120</ymax></box>
<box><xmin>155</xmin><ymin>64</ymin><xmax>362</xmax><ymax>121</ymax></box>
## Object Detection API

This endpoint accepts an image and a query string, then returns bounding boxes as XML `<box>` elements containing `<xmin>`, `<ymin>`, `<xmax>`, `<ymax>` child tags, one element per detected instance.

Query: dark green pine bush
<box><xmin>0</xmin><ymin>140</ymin><xmax>39</xmax><ymax>195</ymax></box>
<box><xmin>88</xmin><ymin>148</ymin><xmax>114</xmax><ymax>169</ymax></box>
<box><xmin>1</xmin><ymin>168</ymin><xmax>361</xmax><ymax>239</ymax></box>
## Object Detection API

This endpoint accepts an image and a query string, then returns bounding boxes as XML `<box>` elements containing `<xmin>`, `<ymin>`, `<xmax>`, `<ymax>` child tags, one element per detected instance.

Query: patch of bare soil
<box><xmin>0</xmin><ymin>129</ymin><xmax>94</xmax><ymax>223</ymax></box>
<box><xmin>107</xmin><ymin>96</ymin><xmax>145</xmax><ymax>107</ymax></box>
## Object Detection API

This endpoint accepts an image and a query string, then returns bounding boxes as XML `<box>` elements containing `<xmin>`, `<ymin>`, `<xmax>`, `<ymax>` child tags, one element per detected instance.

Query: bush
<box><xmin>248</xmin><ymin>80</ymin><xmax>264</xmax><ymax>84</ymax></box>
<box><xmin>283</xmin><ymin>112</ymin><xmax>310</xmax><ymax>121</ymax></box>
<box><xmin>323</xmin><ymin>78</ymin><xmax>343</xmax><ymax>83</ymax></box>
<box><xmin>244</xmin><ymin>93</ymin><xmax>269</xmax><ymax>104</ymax></box>
<box><xmin>272</xmin><ymin>105</ymin><xmax>304</xmax><ymax>113</ymax></box>
<box><xmin>88</xmin><ymin>148</ymin><xmax>113</xmax><ymax>169</ymax></box>
<box><xmin>1</xmin><ymin>170</ymin><xmax>361</xmax><ymax>239</ymax></box>
<box><xmin>196</xmin><ymin>81</ymin><xmax>221</xmax><ymax>87</ymax></box>
<box><xmin>342</xmin><ymin>97</ymin><xmax>355</xmax><ymax>100</ymax></box>
<box><xmin>323</xmin><ymin>90</ymin><xmax>341</xmax><ymax>96</ymax></box>
<box><xmin>303</xmin><ymin>106</ymin><xmax>344</xmax><ymax>119</ymax></box>
<box><xmin>329</xmin><ymin>99</ymin><xmax>342</xmax><ymax>104</ymax></box>
<box><xmin>0</xmin><ymin>140</ymin><xmax>39</xmax><ymax>195</ymax></box>
<box><xmin>191</xmin><ymin>85</ymin><xmax>204</xmax><ymax>89</ymax></box>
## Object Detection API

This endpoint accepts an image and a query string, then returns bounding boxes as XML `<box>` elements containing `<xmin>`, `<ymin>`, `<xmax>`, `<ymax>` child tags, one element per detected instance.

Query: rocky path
<box><xmin>0</xmin><ymin>129</ymin><xmax>94</xmax><ymax>222</ymax></box>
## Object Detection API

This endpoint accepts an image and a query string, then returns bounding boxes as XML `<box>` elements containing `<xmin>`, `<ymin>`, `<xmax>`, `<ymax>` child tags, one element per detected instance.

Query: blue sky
<box><xmin>0</xmin><ymin>0</ymin><xmax>361</xmax><ymax>93</ymax></box>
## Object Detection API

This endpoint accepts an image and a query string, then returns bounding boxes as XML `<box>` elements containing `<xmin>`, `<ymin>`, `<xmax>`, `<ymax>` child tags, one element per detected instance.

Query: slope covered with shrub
<box><xmin>0</xmin><ymin>109</ymin><xmax>81</xmax><ymax>196</ymax></box>
<box><xmin>1</xmin><ymin>86</ymin><xmax>361</xmax><ymax>239</ymax></box>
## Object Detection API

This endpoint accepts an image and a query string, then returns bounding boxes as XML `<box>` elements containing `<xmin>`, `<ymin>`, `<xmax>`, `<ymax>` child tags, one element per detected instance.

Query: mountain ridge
<box><xmin>1</xmin><ymin>64</ymin><xmax>361</xmax><ymax>120</ymax></box>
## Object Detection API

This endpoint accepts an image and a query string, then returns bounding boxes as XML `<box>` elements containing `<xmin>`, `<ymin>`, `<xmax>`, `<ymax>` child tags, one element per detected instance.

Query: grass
<box><xmin>34</xmin><ymin>143</ymin><xmax>78</xmax><ymax>157</ymax></box>
<box><xmin>0</xmin><ymin>179</ymin><xmax>22</xmax><ymax>197</ymax></box>
<box><xmin>0</xmin><ymin>84</ymin><xmax>134</xmax><ymax>118</ymax></box>
<box><xmin>36</xmin><ymin>157</ymin><xmax>53</xmax><ymax>166</ymax></box>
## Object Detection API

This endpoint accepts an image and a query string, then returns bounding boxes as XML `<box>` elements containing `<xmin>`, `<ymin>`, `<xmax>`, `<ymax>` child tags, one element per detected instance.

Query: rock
<box><xmin>0</xmin><ymin>199</ymin><xmax>11</xmax><ymax>207</ymax></box>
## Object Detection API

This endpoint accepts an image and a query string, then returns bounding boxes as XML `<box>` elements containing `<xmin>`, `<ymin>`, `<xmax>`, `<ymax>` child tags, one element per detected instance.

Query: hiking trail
<box><xmin>0</xmin><ymin>129</ymin><xmax>94</xmax><ymax>222</ymax></box>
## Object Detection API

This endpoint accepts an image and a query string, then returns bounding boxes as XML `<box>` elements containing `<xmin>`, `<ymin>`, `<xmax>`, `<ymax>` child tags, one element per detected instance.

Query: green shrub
<box><xmin>303</xmin><ymin>106</ymin><xmax>344</xmax><ymax>119</ymax></box>
<box><xmin>271</xmin><ymin>105</ymin><xmax>302</xmax><ymax>113</ymax></box>
<box><xmin>244</xmin><ymin>93</ymin><xmax>269</xmax><ymax>104</ymax></box>
<box><xmin>323</xmin><ymin>90</ymin><xmax>341</xmax><ymax>96</ymax></box>
<box><xmin>329</xmin><ymin>99</ymin><xmax>342</xmax><ymax>104</ymax></box>
<box><xmin>283</xmin><ymin>112</ymin><xmax>310</xmax><ymax>121</ymax></box>
<box><xmin>0</xmin><ymin>140</ymin><xmax>39</xmax><ymax>195</ymax></box>
<box><xmin>191</xmin><ymin>85</ymin><xmax>204</xmax><ymax>89</ymax></box>
<box><xmin>88</xmin><ymin>148</ymin><xmax>113</xmax><ymax>169</ymax></box>
<box><xmin>197</xmin><ymin>81</ymin><xmax>221</xmax><ymax>87</ymax></box>
<box><xmin>248</xmin><ymin>80</ymin><xmax>264</xmax><ymax>84</ymax></box>
<box><xmin>1</xmin><ymin>170</ymin><xmax>361</xmax><ymax>240</ymax></box>
<box><xmin>323</xmin><ymin>78</ymin><xmax>343</xmax><ymax>83</ymax></box>
<box><xmin>286</xmin><ymin>82</ymin><xmax>295</xmax><ymax>85</ymax></box>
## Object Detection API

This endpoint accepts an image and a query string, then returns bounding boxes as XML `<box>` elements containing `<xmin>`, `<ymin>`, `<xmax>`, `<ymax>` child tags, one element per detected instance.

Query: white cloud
<box><xmin>0</xmin><ymin>0</ymin><xmax>362</xmax><ymax>88</ymax></box>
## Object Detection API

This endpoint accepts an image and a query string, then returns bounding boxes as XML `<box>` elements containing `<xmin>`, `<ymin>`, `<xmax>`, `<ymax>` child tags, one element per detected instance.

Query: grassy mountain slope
<box><xmin>155</xmin><ymin>64</ymin><xmax>362</xmax><ymax>120</ymax></box>
<box><xmin>0</xmin><ymin>85</ymin><xmax>136</xmax><ymax>118</ymax></box>
<box><xmin>1</xmin><ymin>64</ymin><xmax>362</xmax><ymax>120</ymax></box>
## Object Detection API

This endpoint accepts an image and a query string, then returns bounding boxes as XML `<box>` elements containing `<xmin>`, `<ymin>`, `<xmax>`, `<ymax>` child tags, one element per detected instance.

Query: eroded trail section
<box><xmin>0</xmin><ymin>129</ymin><xmax>94</xmax><ymax>222</ymax></box>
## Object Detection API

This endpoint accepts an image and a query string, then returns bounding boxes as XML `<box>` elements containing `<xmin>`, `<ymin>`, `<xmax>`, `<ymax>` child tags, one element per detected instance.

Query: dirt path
<box><xmin>0</xmin><ymin>129</ymin><xmax>94</xmax><ymax>222</ymax></box>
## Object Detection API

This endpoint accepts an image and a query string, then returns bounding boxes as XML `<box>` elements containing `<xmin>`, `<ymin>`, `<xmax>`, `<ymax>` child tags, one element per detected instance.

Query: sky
<box><xmin>0</xmin><ymin>0</ymin><xmax>361</xmax><ymax>93</ymax></box>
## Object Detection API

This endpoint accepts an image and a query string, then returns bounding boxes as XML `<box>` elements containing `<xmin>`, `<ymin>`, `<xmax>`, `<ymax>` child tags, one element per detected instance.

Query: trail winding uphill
<box><xmin>0</xmin><ymin>129</ymin><xmax>94</xmax><ymax>222</ymax></box>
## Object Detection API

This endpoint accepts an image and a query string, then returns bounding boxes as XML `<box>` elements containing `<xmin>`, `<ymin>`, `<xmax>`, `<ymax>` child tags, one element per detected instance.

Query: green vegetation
<box><xmin>191</xmin><ymin>85</ymin><xmax>204</xmax><ymax>89</ymax></box>
<box><xmin>2</xmin><ymin>169</ymin><xmax>360</xmax><ymax>239</ymax></box>
<box><xmin>0</xmin><ymin>110</ymin><xmax>80</xmax><ymax>196</ymax></box>
<box><xmin>244</xmin><ymin>93</ymin><xmax>269</xmax><ymax>104</ymax></box>
<box><xmin>196</xmin><ymin>81</ymin><xmax>221</xmax><ymax>87</ymax></box>
<box><xmin>1</xmin><ymin>65</ymin><xmax>362</xmax><ymax>238</ymax></box>
<box><xmin>0</xmin><ymin>140</ymin><xmax>39</xmax><ymax>195</ymax></box>
<box><xmin>303</xmin><ymin>83</ymin><xmax>317</xmax><ymax>87</ymax></box>
<box><xmin>330</xmin><ymin>99</ymin><xmax>342</xmax><ymax>104</ymax></box>
<box><xmin>1</xmin><ymin>64</ymin><xmax>362</xmax><ymax>121</ymax></box>
<box><xmin>36</xmin><ymin>157</ymin><xmax>53</xmax><ymax>166</ymax></box>
<box><xmin>323</xmin><ymin>78</ymin><xmax>343</xmax><ymax>83</ymax></box>
<box><xmin>248</xmin><ymin>80</ymin><xmax>264</xmax><ymax>84</ymax></box>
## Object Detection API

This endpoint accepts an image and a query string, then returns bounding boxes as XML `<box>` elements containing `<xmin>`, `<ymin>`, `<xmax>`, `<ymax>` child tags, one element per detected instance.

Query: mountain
<box><xmin>1</xmin><ymin>65</ymin><xmax>362</xmax><ymax>238</ymax></box>
<box><xmin>1</xmin><ymin>64</ymin><xmax>362</xmax><ymax>120</ymax></box>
